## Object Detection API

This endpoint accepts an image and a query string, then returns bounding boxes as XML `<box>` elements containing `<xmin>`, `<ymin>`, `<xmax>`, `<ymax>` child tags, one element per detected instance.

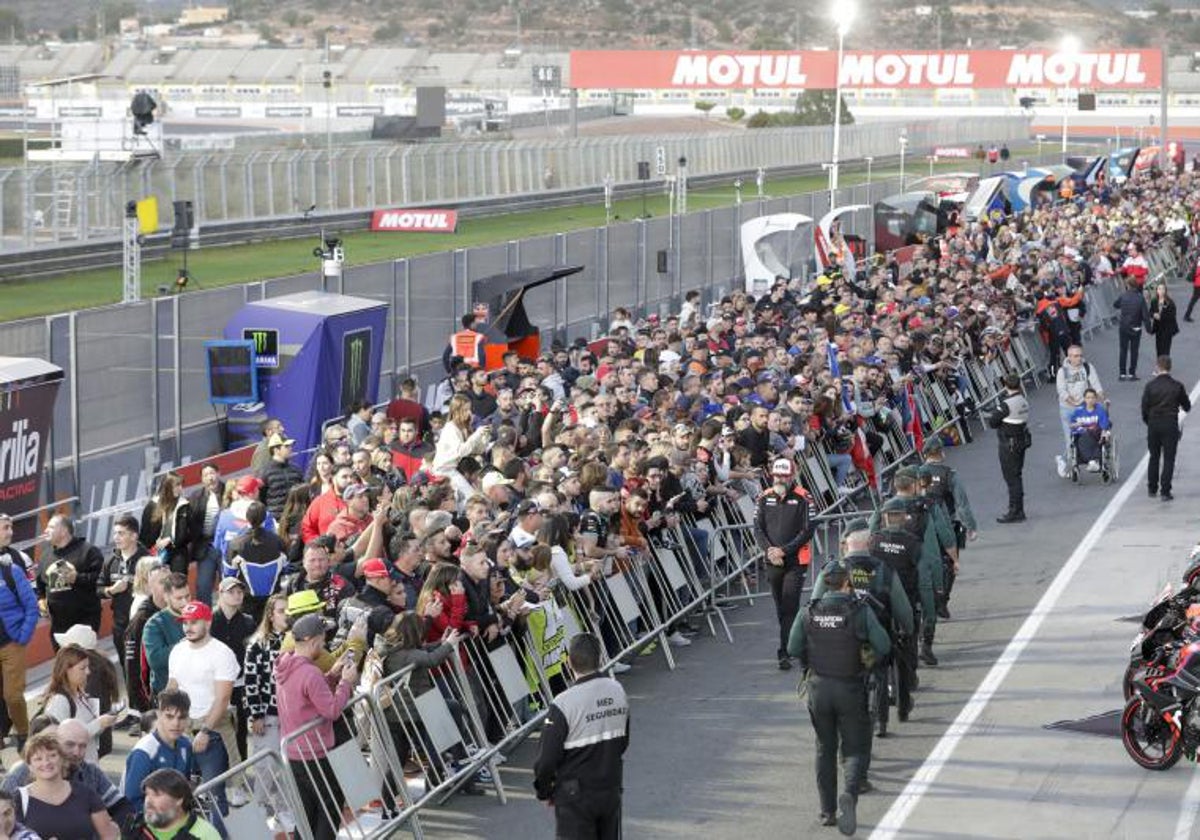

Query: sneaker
<box><xmin>1087</xmin><ymin>460</ymin><xmax>1100</xmax><ymax>473</ymax></box>
<box><xmin>639</xmin><ymin>641</ymin><xmax>658</xmax><ymax>657</ymax></box>
<box><xmin>610</xmin><ymin>662</ymin><xmax>632</xmax><ymax>674</ymax></box>
<box><xmin>667</xmin><ymin>631</ymin><xmax>692</xmax><ymax>647</ymax></box>
<box><xmin>474</xmin><ymin>767</ymin><xmax>494</xmax><ymax>785</ymax></box>
<box><xmin>1055</xmin><ymin>455</ymin><xmax>1067</xmax><ymax>478</ymax></box>
<box><xmin>778</xmin><ymin>655</ymin><xmax>792</xmax><ymax>671</ymax></box>
<box><xmin>837</xmin><ymin>791</ymin><xmax>857</xmax><ymax>836</ymax></box>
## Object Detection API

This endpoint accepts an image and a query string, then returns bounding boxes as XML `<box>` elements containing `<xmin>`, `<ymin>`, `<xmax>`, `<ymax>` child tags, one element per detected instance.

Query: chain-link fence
<box><xmin>0</xmin><ymin>116</ymin><xmax>1027</xmax><ymax>248</ymax></box>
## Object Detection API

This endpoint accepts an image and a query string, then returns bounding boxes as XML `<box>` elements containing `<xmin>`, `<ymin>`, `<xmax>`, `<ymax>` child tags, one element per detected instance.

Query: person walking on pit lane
<box><xmin>534</xmin><ymin>633</ymin><xmax>629</xmax><ymax>840</ymax></box>
<box><xmin>868</xmin><ymin>504</ymin><xmax>926</xmax><ymax>723</ymax></box>
<box><xmin>921</xmin><ymin>439</ymin><xmax>977</xmax><ymax>618</ymax></box>
<box><xmin>1114</xmin><ymin>278</ymin><xmax>1150</xmax><ymax>381</ymax></box>
<box><xmin>812</xmin><ymin>519</ymin><xmax>913</xmax><ymax>744</ymax></box>
<box><xmin>916</xmin><ymin>465</ymin><xmax>959</xmax><ymax>621</ymax></box>
<box><xmin>1142</xmin><ymin>355</ymin><xmax>1192</xmax><ymax>502</ymax></box>
<box><xmin>1055</xmin><ymin>346</ymin><xmax>1104</xmax><ymax>477</ymax></box>
<box><xmin>868</xmin><ymin>470</ymin><xmax>943</xmax><ymax>666</ymax></box>
<box><xmin>986</xmin><ymin>373</ymin><xmax>1031</xmax><ymax>523</ymax></box>
<box><xmin>754</xmin><ymin>457</ymin><xmax>817</xmax><ymax>671</ymax></box>
<box><xmin>788</xmin><ymin>561</ymin><xmax>890</xmax><ymax>837</ymax></box>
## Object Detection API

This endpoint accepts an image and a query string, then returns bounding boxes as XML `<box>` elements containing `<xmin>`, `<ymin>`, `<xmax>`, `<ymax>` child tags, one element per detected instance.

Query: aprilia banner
<box><xmin>0</xmin><ymin>358</ymin><xmax>63</xmax><ymax>539</ymax></box>
<box><xmin>568</xmin><ymin>49</ymin><xmax>1162</xmax><ymax>90</ymax></box>
<box><xmin>370</xmin><ymin>209</ymin><xmax>458</xmax><ymax>232</ymax></box>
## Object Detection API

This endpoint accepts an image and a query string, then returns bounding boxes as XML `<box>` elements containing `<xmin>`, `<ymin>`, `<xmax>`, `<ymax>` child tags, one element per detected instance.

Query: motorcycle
<box><xmin>1122</xmin><ymin>639</ymin><xmax>1200</xmax><ymax>770</ymax></box>
<box><xmin>1124</xmin><ymin>583</ymin><xmax>1195</xmax><ymax>700</ymax></box>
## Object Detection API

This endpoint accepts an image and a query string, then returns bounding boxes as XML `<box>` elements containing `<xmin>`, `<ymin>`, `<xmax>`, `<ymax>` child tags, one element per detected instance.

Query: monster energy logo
<box><xmin>347</xmin><ymin>336</ymin><xmax>365</xmax><ymax>395</ymax></box>
<box><xmin>341</xmin><ymin>329</ymin><xmax>371</xmax><ymax>408</ymax></box>
<box><xmin>242</xmin><ymin>328</ymin><xmax>279</xmax><ymax>368</ymax></box>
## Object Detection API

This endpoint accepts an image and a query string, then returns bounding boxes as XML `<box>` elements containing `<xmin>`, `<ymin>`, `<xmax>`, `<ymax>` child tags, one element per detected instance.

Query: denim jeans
<box><xmin>193</xmin><ymin>726</ymin><xmax>231</xmax><ymax>815</ymax></box>
<box><xmin>826</xmin><ymin>453</ymin><xmax>853</xmax><ymax>486</ymax></box>
<box><xmin>194</xmin><ymin>542</ymin><xmax>221</xmax><ymax>606</ymax></box>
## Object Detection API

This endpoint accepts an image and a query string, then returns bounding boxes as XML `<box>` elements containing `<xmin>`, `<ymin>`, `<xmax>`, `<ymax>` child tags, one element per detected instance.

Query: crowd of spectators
<box><xmin>0</xmin><ymin>159</ymin><xmax>1193</xmax><ymax>838</ymax></box>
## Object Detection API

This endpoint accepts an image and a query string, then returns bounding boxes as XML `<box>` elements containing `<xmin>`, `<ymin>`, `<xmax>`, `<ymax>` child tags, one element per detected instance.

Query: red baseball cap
<box><xmin>361</xmin><ymin>558</ymin><xmax>390</xmax><ymax>579</ymax></box>
<box><xmin>236</xmin><ymin>475</ymin><xmax>263</xmax><ymax>496</ymax></box>
<box><xmin>178</xmin><ymin>601</ymin><xmax>213</xmax><ymax>622</ymax></box>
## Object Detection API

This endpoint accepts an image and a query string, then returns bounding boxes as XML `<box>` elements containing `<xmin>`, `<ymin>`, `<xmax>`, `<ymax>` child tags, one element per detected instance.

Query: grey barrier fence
<box><xmin>0</xmin><ymin>144</ymin><xmax>1077</xmax><ymax>541</ymax></box>
<box><xmin>1</xmin><ymin>115</ymin><xmax>1028</xmax><ymax>247</ymax></box>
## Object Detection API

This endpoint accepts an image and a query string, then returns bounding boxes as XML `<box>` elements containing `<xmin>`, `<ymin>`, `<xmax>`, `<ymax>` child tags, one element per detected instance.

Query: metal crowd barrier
<box><xmin>194</xmin><ymin>747</ymin><xmax>318</xmax><ymax>840</ymax></box>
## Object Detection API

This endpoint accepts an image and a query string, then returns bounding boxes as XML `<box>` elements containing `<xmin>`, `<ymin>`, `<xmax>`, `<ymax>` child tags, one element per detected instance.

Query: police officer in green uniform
<box><xmin>866</xmin><ymin>502</ymin><xmax>926</xmax><ymax>721</ymax></box>
<box><xmin>921</xmin><ymin>439</ymin><xmax>977</xmax><ymax>618</ymax></box>
<box><xmin>788</xmin><ymin>562</ymin><xmax>890</xmax><ymax>836</ymax></box>
<box><xmin>916</xmin><ymin>464</ymin><xmax>959</xmax><ymax>621</ymax></box>
<box><xmin>869</xmin><ymin>470</ymin><xmax>944</xmax><ymax>666</ymax></box>
<box><xmin>813</xmin><ymin>518</ymin><xmax>913</xmax><ymax>747</ymax></box>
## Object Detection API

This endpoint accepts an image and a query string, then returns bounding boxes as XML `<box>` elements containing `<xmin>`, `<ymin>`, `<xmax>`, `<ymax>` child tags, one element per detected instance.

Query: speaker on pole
<box><xmin>172</xmin><ymin>200</ymin><xmax>194</xmax><ymax>232</ymax></box>
<box><xmin>637</xmin><ymin>161</ymin><xmax>651</xmax><ymax>181</ymax></box>
<box><xmin>656</xmin><ymin>249</ymin><xmax>668</xmax><ymax>274</ymax></box>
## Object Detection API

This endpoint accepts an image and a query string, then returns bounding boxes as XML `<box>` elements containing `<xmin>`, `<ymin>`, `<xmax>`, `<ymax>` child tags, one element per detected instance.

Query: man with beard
<box><xmin>167</xmin><ymin>601</ymin><xmax>239</xmax><ymax>814</ymax></box>
<box><xmin>38</xmin><ymin>515</ymin><xmax>104</xmax><ymax>641</ymax></box>
<box><xmin>136</xmin><ymin>768</ymin><xmax>222</xmax><ymax>840</ymax></box>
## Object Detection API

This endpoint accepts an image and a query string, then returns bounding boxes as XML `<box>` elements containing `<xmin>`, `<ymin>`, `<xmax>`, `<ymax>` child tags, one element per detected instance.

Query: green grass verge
<box><xmin>0</xmin><ymin>143</ymin><xmax>1072</xmax><ymax>322</ymax></box>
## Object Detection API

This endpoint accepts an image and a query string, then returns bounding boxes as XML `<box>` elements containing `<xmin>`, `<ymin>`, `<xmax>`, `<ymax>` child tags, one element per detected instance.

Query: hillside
<box><xmin>3</xmin><ymin>0</ymin><xmax>1199</xmax><ymax>54</ymax></box>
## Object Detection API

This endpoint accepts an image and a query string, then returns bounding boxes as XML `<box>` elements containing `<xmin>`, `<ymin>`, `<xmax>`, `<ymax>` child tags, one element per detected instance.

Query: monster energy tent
<box><xmin>222</xmin><ymin>291</ymin><xmax>388</xmax><ymax>456</ymax></box>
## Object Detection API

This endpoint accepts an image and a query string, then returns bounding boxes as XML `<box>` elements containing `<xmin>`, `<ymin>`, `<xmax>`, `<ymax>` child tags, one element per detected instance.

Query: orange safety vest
<box><xmin>450</xmin><ymin>330</ymin><xmax>483</xmax><ymax>366</ymax></box>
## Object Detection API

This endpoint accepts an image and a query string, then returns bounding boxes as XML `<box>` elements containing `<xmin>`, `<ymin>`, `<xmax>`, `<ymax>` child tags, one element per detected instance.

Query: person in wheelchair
<box><xmin>1069</xmin><ymin>388</ymin><xmax>1112</xmax><ymax>473</ymax></box>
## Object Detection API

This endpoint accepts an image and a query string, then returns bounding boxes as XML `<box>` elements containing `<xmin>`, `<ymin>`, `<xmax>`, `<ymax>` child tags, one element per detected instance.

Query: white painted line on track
<box><xmin>1172</xmin><ymin>766</ymin><xmax>1200</xmax><ymax>840</ymax></box>
<box><xmin>870</xmin><ymin>377</ymin><xmax>1200</xmax><ymax>840</ymax></box>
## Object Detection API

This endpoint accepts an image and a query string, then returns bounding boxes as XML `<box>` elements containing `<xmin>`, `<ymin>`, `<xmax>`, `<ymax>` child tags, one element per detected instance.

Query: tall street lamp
<box><xmin>829</xmin><ymin>0</ymin><xmax>856</xmax><ymax>208</ymax></box>
<box><xmin>1059</xmin><ymin>35</ymin><xmax>1081</xmax><ymax>160</ymax></box>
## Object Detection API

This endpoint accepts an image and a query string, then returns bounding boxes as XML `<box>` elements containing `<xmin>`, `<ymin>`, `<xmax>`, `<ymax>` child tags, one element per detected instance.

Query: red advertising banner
<box><xmin>569</xmin><ymin>50</ymin><xmax>1162</xmax><ymax>90</ymax></box>
<box><xmin>0</xmin><ymin>359</ymin><xmax>63</xmax><ymax>540</ymax></box>
<box><xmin>370</xmin><ymin>209</ymin><xmax>458</xmax><ymax>233</ymax></box>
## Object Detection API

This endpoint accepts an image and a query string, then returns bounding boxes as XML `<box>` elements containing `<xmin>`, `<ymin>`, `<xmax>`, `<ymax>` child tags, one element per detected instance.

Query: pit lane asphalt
<box><xmin>415</xmin><ymin>311</ymin><xmax>1200</xmax><ymax>840</ymax></box>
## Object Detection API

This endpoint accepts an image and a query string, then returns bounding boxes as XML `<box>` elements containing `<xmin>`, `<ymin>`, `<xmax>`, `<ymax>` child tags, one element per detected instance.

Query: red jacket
<box><xmin>300</xmin><ymin>490</ymin><xmax>347</xmax><ymax>545</ymax></box>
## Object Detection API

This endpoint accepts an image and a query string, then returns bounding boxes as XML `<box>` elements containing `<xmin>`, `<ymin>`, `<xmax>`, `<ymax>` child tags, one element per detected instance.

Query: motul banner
<box><xmin>370</xmin><ymin>209</ymin><xmax>458</xmax><ymax>233</ymax></box>
<box><xmin>0</xmin><ymin>358</ymin><xmax>63</xmax><ymax>540</ymax></box>
<box><xmin>568</xmin><ymin>49</ymin><xmax>1162</xmax><ymax>90</ymax></box>
<box><xmin>933</xmin><ymin>147</ymin><xmax>971</xmax><ymax>158</ymax></box>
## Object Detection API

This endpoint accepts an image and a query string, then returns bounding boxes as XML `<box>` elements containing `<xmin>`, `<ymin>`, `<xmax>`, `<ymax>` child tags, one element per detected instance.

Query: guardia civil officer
<box><xmin>986</xmin><ymin>372</ymin><xmax>1031</xmax><ymax>523</ymax></box>
<box><xmin>869</xmin><ymin>469</ymin><xmax>943</xmax><ymax>666</ymax></box>
<box><xmin>916</xmin><ymin>464</ymin><xmax>959</xmax><ymax>620</ymax></box>
<box><xmin>921</xmin><ymin>439</ymin><xmax>978</xmax><ymax>619</ymax></box>
<box><xmin>812</xmin><ymin>519</ymin><xmax>913</xmax><ymax>745</ymax></box>
<box><xmin>1142</xmin><ymin>354</ymin><xmax>1192</xmax><ymax>501</ymax></box>
<box><xmin>788</xmin><ymin>562</ymin><xmax>890</xmax><ymax>836</ymax></box>
<box><xmin>534</xmin><ymin>633</ymin><xmax>629</xmax><ymax>840</ymax></box>
<box><xmin>754</xmin><ymin>457</ymin><xmax>816</xmax><ymax>671</ymax></box>
<box><xmin>870</xmin><ymin>496</ymin><xmax>935</xmax><ymax>711</ymax></box>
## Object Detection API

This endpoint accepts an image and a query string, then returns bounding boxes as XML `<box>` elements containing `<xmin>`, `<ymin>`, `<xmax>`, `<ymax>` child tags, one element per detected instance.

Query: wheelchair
<box><xmin>1068</xmin><ymin>425</ymin><xmax>1119</xmax><ymax>485</ymax></box>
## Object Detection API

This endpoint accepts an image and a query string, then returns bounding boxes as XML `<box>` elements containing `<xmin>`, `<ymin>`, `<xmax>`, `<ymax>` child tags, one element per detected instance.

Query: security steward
<box><xmin>812</xmin><ymin>519</ymin><xmax>913</xmax><ymax>746</ymax></box>
<box><xmin>534</xmin><ymin>633</ymin><xmax>629</xmax><ymax>840</ymax></box>
<box><xmin>788</xmin><ymin>562</ymin><xmax>890</xmax><ymax>837</ymax></box>
<box><xmin>754</xmin><ymin>457</ymin><xmax>816</xmax><ymax>671</ymax></box>
<box><xmin>868</xmin><ymin>499</ymin><xmax>930</xmax><ymax>718</ymax></box>
<box><xmin>1141</xmin><ymin>354</ymin><xmax>1192</xmax><ymax>502</ymax></box>
<box><xmin>987</xmin><ymin>372</ymin><xmax>1031</xmax><ymax>523</ymax></box>
<box><xmin>869</xmin><ymin>470</ymin><xmax>943</xmax><ymax>667</ymax></box>
<box><xmin>916</xmin><ymin>465</ymin><xmax>960</xmax><ymax>621</ymax></box>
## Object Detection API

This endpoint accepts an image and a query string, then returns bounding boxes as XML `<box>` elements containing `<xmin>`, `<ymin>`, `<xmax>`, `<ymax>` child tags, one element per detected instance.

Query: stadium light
<box><xmin>1059</xmin><ymin>35</ymin><xmax>1081</xmax><ymax>159</ymax></box>
<box><xmin>829</xmin><ymin>0</ymin><xmax>856</xmax><ymax>207</ymax></box>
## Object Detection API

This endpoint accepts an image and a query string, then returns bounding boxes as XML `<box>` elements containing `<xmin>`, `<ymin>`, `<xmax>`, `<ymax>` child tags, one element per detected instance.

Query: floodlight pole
<box><xmin>122</xmin><ymin>202</ymin><xmax>140</xmax><ymax>303</ymax></box>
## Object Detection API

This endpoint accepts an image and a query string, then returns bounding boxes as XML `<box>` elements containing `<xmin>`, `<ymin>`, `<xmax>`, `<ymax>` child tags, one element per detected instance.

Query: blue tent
<box><xmin>223</xmin><ymin>291</ymin><xmax>388</xmax><ymax>457</ymax></box>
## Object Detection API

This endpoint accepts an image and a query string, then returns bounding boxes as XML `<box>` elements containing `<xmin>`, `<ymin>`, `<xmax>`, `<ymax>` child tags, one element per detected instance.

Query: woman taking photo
<box><xmin>1150</xmin><ymin>282</ymin><xmax>1180</xmax><ymax>358</ymax></box>
<box><xmin>15</xmin><ymin>732</ymin><xmax>118</xmax><ymax>839</ymax></box>
<box><xmin>40</xmin><ymin>645</ymin><xmax>118</xmax><ymax>764</ymax></box>
<box><xmin>433</xmin><ymin>394</ymin><xmax>492</xmax><ymax>504</ymax></box>
<box><xmin>138</xmin><ymin>472</ymin><xmax>193</xmax><ymax>575</ymax></box>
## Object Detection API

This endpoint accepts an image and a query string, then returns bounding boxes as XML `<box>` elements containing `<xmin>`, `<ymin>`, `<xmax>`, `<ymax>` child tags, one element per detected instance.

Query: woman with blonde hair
<box><xmin>432</xmin><ymin>394</ymin><xmax>491</xmax><ymax>506</ymax></box>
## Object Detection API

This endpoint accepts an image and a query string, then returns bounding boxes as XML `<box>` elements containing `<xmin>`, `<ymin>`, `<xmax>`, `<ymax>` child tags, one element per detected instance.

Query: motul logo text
<box><xmin>672</xmin><ymin>54</ymin><xmax>807</xmax><ymax>87</ymax></box>
<box><xmin>370</xmin><ymin>209</ymin><xmax>458</xmax><ymax>233</ymax></box>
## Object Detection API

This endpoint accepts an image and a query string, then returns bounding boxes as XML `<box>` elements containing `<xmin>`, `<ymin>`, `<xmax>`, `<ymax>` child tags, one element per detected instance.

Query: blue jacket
<box><xmin>121</xmin><ymin>730</ymin><xmax>196</xmax><ymax>814</ymax></box>
<box><xmin>1114</xmin><ymin>289</ymin><xmax>1149</xmax><ymax>333</ymax></box>
<box><xmin>0</xmin><ymin>551</ymin><xmax>41</xmax><ymax>645</ymax></box>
